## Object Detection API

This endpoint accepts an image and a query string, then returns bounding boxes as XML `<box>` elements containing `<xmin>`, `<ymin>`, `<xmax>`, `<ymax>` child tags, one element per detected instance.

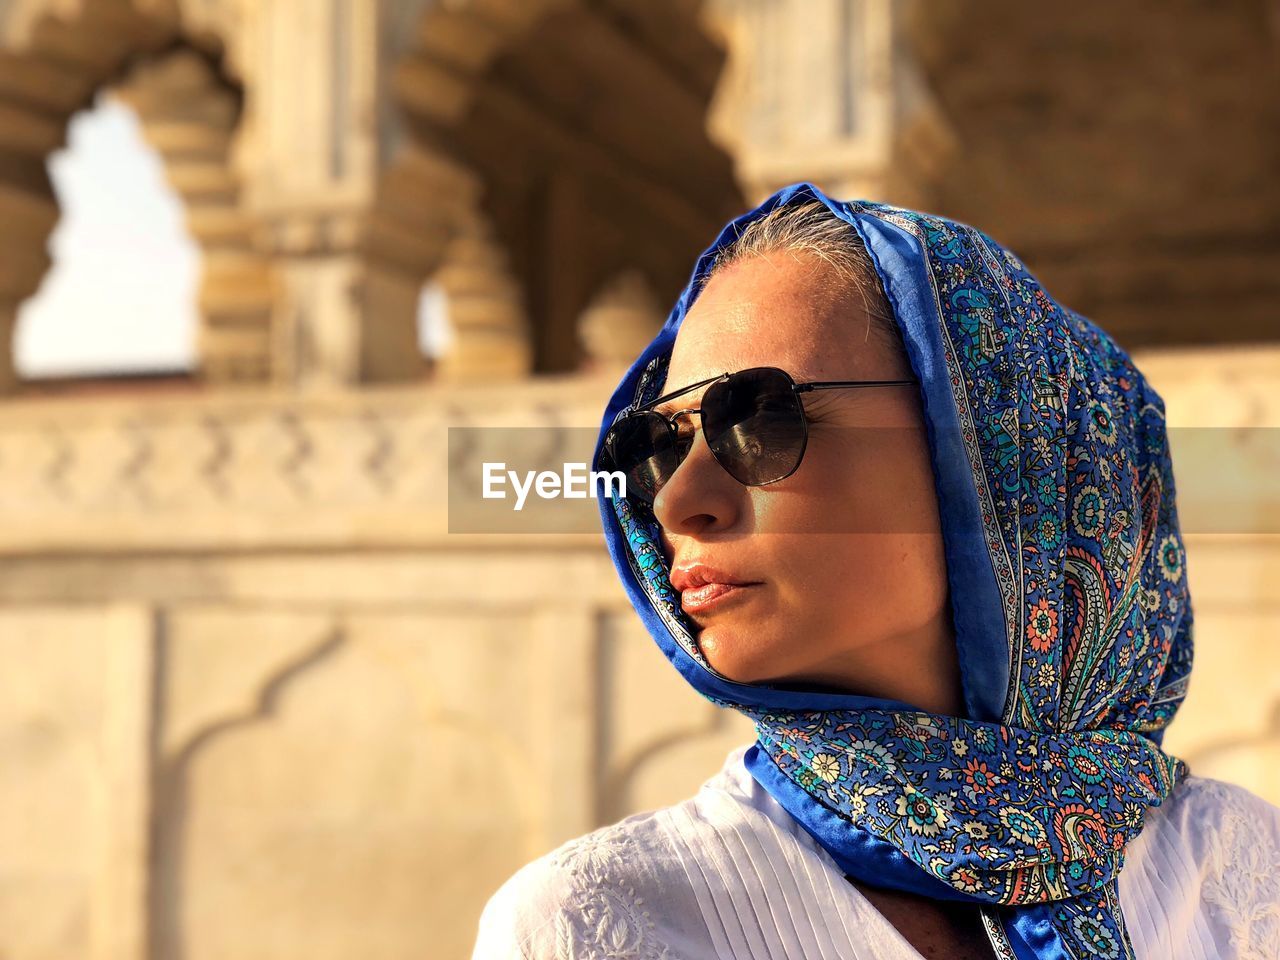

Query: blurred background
<box><xmin>0</xmin><ymin>1</ymin><xmax>1277</xmax><ymax>958</ymax></box>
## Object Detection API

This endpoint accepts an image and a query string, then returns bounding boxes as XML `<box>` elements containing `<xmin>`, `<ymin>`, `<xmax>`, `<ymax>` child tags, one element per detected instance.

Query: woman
<box><xmin>471</xmin><ymin>183</ymin><xmax>1280</xmax><ymax>959</ymax></box>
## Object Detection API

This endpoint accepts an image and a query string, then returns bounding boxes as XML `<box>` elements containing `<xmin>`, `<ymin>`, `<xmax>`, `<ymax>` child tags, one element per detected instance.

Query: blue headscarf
<box><xmin>592</xmin><ymin>182</ymin><xmax>1194</xmax><ymax>960</ymax></box>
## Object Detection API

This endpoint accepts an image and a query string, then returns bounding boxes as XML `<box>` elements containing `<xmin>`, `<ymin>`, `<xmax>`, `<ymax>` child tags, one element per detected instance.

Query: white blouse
<box><xmin>470</xmin><ymin>743</ymin><xmax>1280</xmax><ymax>960</ymax></box>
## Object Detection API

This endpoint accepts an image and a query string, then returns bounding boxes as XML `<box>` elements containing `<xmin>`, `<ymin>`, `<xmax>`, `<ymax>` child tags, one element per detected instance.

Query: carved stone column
<box><xmin>432</xmin><ymin>212</ymin><xmax>532</xmax><ymax>381</ymax></box>
<box><xmin>235</xmin><ymin>0</ymin><xmax>380</xmax><ymax>389</ymax></box>
<box><xmin>359</xmin><ymin>145</ymin><xmax>482</xmax><ymax>383</ymax></box>
<box><xmin>116</xmin><ymin>48</ymin><xmax>278</xmax><ymax>384</ymax></box>
<box><xmin>705</xmin><ymin>0</ymin><xmax>956</xmax><ymax>207</ymax></box>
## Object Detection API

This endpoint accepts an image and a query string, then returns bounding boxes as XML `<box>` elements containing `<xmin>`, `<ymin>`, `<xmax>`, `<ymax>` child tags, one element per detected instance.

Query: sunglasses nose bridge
<box><xmin>665</xmin><ymin>406</ymin><xmax>701</xmax><ymax>429</ymax></box>
<box><xmin>650</xmin><ymin>410</ymin><xmax>740</xmax><ymax>518</ymax></box>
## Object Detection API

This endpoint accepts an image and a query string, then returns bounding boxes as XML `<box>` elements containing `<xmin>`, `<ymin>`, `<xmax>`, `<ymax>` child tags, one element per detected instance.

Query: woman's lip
<box><xmin>680</xmin><ymin>582</ymin><xmax>758</xmax><ymax>614</ymax></box>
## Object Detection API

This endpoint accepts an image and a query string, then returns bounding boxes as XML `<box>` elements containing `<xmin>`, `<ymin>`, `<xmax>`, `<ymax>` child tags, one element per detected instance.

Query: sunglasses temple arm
<box><xmin>796</xmin><ymin>379</ymin><xmax>919</xmax><ymax>393</ymax></box>
<box><xmin>636</xmin><ymin>371</ymin><xmax>728</xmax><ymax>412</ymax></box>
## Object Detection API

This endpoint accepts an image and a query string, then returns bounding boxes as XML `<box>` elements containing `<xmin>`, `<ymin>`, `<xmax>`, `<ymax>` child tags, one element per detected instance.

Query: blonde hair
<box><xmin>706</xmin><ymin>199</ymin><xmax>901</xmax><ymax>351</ymax></box>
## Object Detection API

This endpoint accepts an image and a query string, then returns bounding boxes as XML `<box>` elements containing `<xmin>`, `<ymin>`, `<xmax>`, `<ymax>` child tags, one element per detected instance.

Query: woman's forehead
<box><xmin>665</xmin><ymin>255</ymin><xmax>883</xmax><ymax>389</ymax></box>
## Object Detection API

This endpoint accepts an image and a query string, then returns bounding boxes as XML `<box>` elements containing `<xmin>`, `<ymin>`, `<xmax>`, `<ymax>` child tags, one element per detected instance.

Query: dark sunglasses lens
<box><xmin>604</xmin><ymin>413</ymin><xmax>679</xmax><ymax>503</ymax></box>
<box><xmin>703</xmin><ymin>368</ymin><xmax>805</xmax><ymax>485</ymax></box>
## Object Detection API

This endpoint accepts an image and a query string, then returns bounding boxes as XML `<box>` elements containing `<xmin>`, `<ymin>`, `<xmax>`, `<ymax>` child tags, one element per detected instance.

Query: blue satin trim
<box><xmin>744</xmin><ymin>742</ymin><xmax>971</xmax><ymax>901</ymax></box>
<box><xmin>1004</xmin><ymin>903</ymin><xmax>1075</xmax><ymax>960</ymax></box>
<box><xmin>846</xmin><ymin>211</ymin><xmax>1012</xmax><ymax>724</ymax></box>
<box><xmin>749</xmin><ymin>742</ymin><xmax>1078</xmax><ymax>960</ymax></box>
<box><xmin>748</xmin><ymin>744</ymin><xmax>1076</xmax><ymax>959</ymax></box>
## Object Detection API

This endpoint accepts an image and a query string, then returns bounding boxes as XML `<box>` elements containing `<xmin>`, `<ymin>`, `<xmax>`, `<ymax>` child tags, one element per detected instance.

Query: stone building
<box><xmin>0</xmin><ymin>1</ymin><xmax>1276</xmax><ymax>958</ymax></box>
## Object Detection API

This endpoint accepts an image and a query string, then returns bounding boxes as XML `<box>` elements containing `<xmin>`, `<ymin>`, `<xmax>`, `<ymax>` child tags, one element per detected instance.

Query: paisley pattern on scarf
<box><xmin>594</xmin><ymin>183</ymin><xmax>1195</xmax><ymax>960</ymax></box>
<box><xmin>753</xmin><ymin>711</ymin><xmax>1182</xmax><ymax>904</ymax></box>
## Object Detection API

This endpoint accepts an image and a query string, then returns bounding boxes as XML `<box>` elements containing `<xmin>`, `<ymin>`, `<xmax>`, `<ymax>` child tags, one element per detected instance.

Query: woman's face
<box><xmin>654</xmin><ymin>251</ymin><xmax>953</xmax><ymax>693</ymax></box>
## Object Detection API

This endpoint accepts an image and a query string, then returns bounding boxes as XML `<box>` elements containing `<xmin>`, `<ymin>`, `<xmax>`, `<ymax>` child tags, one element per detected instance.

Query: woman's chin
<box><xmin>699</xmin><ymin>630</ymin><xmax>790</xmax><ymax>686</ymax></box>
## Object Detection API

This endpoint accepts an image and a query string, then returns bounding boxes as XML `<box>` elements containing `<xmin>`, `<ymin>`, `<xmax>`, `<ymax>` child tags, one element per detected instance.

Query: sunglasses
<box><xmin>599</xmin><ymin>365</ymin><xmax>919</xmax><ymax>507</ymax></box>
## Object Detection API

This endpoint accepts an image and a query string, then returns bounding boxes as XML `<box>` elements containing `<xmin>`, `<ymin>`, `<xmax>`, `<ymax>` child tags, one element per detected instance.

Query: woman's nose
<box><xmin>651</xmin><ymin>424</ymin><xmax>742</xmax><ymax>535</ymax></box>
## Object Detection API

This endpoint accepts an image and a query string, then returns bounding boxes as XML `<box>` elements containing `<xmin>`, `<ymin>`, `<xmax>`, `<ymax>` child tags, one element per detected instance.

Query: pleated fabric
<box><xmin>471</xmin><ymin>743</ymin><xmax>1280</xmax><ymax>960</ymax></box>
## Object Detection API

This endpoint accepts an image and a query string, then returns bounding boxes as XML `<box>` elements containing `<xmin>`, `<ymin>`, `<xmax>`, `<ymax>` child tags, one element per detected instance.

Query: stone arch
<box><xmin>0</xmin><ymin>0</ymin><xmax>276</xmax><ymax>391</ymax></box>
<box><xmin>157</xmin><ymin>619</ymin><xmax>538</xmax><ymax>960</ymax></box>
<box><xmin>362</xmin><ymin>0</ymin><xmax>744</xmax><ymax>382</ymax></box>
